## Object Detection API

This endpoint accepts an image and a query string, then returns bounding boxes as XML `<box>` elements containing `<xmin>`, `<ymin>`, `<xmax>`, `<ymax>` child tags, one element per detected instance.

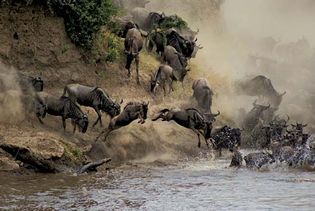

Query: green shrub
<box><xmin>47</xmin><ymin>0</ymin><xmax>118</xmax><ymax>50</ymax></box>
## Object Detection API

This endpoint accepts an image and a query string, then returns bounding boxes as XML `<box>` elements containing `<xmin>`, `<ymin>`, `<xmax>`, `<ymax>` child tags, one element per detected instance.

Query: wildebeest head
<box><xmin>291</xmin><ymin>122</ymin><xmax>307</xmax><ymax>133</ymax></box>
<box><xmin>183</xmin><ymin>38</ymin><xmax>197</xmax><ymax>58</ymax></box>
<box><xmin>102</xmin><ymin>98</ymin><xmax>122</xmax><ymax>118</ymax></box>
<box><xmin>252</xmin><ymin>100</ymin><xmax>270</xmax><ymax>113</ymax></box>
<box><xmin>75</xmin><ymin>114</ymin><xmax>89</xmax><ymax>133</ymax></box>
<box><xmin>32</xmin><ymin>76</ymin><xmax>44</xmax><ymax>92</ymax></box>
<box><xmin>204</xmin><ymin>111</ymin><xmax>220</xmax><ymax>123</ymax></box>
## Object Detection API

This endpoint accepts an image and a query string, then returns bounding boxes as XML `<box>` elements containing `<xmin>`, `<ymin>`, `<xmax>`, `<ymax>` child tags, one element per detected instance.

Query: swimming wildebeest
<box><xmin>163</xmin><ymin>45</ymin><xmax>189</xmax><ymax>82</ymax></box>
<box><xmin>124</xmin><ymin>28</ymin><xmax>144</xmax><ymax>84</ymax></box>
<box><xmin>152</xmin><ymin>108</ymin><xmax>220</xmax><ymax>148</ymax></box>
<box><xmin>236</xmin><ymin>75</ymin><xmax>286</xmax><ymax>108</ymax></box>
<box><xmin>242</xmin><ymin>100</ymin><xmax>270</xmax><ymax>132</ymax></box>
<box><xmin>150</xmin><ymin>64</ymin><xmax>176</xmax><ymax>95</ymax></box>
<box><xmin>35</xmin><ymin>93</ymin><xmax>88</xmax><ymax>133</ymax></box>
<box><xmin>62</xmin><ymin>84</ymin><xmax>122</xmax><ymax>127</ymax></box>
<box><xmin>211</xmin><ymin>126</ymin><xmax>242</xmax><ymax>156</ymax></box>
<box><xmin>96</xmin><ymin>101</ymin><xmax>149</xmax><ymax>142</ymax></box>
<box><xmin>192</xmin><ymin>78</ymin><xmax>214</xmax><ymax>113</ymax></box>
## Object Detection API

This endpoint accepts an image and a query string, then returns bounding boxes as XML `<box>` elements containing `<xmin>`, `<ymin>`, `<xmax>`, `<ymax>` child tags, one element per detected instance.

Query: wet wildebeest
<box><xmin>230</xmin><ymin>148</ymin><xmax>243</xmax><ymax>167</ymax></box>
<box><xmin>163</xmin><ymin>45</ymin><xmax>189</xmax><ymax>83</ymax></box>
<box><xmin>96</xmin><ymin>101</ymin><xmax>149</xmax><ymax>142</ymax></box>
<box><xmin>124</xmin><ymin>28</ymin><xmax>144</xmax><ymax>84</ymax></box>
<box><xmin>244</xmin><ymin>152</ymin><xmax>275</xmax><ymax>169</ymax></box>
<box><xmin>192</xmin><ymin>78</ymin><xmax>214</xmax><ymax>113</ymax></box>
<box><xmin>242</xmin><ymin>100</ymin><xmax>270</xmax><ymax>132</ymax></box>
<box><xmin>18</xmin><ymin>73</ymin><xmax>44</xmax><ymax>93</ymax></box>
<box><xmin>210</xmin><ymin>125</ymin><xmax>242</xmax><ymax>156</ymax></box>
<box><xmin>35</xmin><ymin>93</ymin><xmax>88</xmax><ymax>133</ymax></box>
<box><xmin>152</xmin><ymin>108</ymin><xmax>220</xmax><ymax>148</ymax></box>
<box><xmin>236</xmin><ymin>75</ymin><xmax>286</xmax><ymax>108</ymax></box>
<box><xmin>62</xmin><ymin>84</ymin><xmax>121</xmax><ymax>127</ymax></box>
<box><xmin>150</xmin><ymin>64</ymin><xmax>176</xmax><ymax>95</ymax></box>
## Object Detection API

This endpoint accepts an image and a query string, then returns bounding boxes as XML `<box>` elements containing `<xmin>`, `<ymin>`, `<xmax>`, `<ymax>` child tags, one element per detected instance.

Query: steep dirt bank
<box><xmin>0</xmin><ymin>5</ymin><xmax>224</xmax><ymax>173</ymax></box>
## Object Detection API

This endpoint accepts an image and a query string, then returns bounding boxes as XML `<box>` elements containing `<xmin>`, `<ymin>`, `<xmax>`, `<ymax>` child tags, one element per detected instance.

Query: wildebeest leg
<box><xmin>62</xmin><ymin>117</ymin><xmax>66</xmax><ymax>131</ymax></box>
<box><xmin>71</xmin><ymin>120</ymin><xmax>76</xmax><ymax>134</ymax></box>
<box><xmin>135</xmin><ymin>55</ymin><xmax>140</xmax><ymax>85</ymax></box>
<box><xmin>191</xmin><ymin>128</ymin><xmax>202</xmax><ymax>148</ymax></box>
<box><xmin>37</xmin><ymin>116</ymin><xmax>44</xmax><ymax>124</ymax></box>
<box><xmin>93</xmin><ymin>107</ymin><xmax>102</xmax><ymax>127</ymax></box>
<box><xmin>169</xmin><ymin>79</ymin><xmax>174</xmax><ymax>93</ymax></box>
<box><xmin>163</xmin><ymin>83</ymin><xmax>166</xmax><ymax>96</ymax></box>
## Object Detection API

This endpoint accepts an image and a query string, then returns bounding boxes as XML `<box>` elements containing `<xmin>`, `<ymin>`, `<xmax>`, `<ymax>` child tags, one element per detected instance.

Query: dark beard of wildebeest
<box><xmin>237</xmin><ymin>75</ymin><xmax>286</xmax><ymax>108</ymax></box>
<box><xmin>210</xmin><ymin>125</ymin><xmax>242</xmax><ymax>156</ymax></box>
<box><xmin>124</xmin><ymin>28</ymin><xmax>143</xmax><ymax>84</ymax></box>
<box><xmin>192</xmin><ymin>78</ymin><xmax>214</xmax><ymax>113</ymax></box>
<box><xmin>242</xmin><ymin>100</ymin><xmax>270</xmax><ymax>132</ymax></box>
<box><xmin>62</xmin><ymin>84</ymin><xmax>122</xmax><ymax>127</ymax></box>
<box><xmin>95</xmin><ymin>101</ymin><xmax>149</xmax><ymax>142</ymax></box>
<box><xmin>35</xmin><ymin>93</ymin><xmax>88</xmax><ymax>133</ymax></box>
<box><xmin>152</xmin><ymin>108</ymin><xmax>220</xmax><ymax>148</ymax></box>
<box><xmin>163</xmin><ymin>45</ymin><xmax>189</xmax><ymax>83</ymax></box>
<box><xmin>150</xmin><ymin>64</ymin><xmax>176</xmax><ymax>96</ymax></box>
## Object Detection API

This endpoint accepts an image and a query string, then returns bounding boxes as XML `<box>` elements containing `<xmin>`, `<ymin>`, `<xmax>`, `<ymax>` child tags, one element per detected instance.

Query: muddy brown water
<box><xmin>0</xmin><ymin>153</ymin><xmax>315</xmax><ymax>211</ymax></box>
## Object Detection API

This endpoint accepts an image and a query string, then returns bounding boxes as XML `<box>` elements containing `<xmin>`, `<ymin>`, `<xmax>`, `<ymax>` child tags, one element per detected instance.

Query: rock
<box><xmin>0</xmin><ymin>133</ymin><xmax>65</xmax><ymax>172</ymax></box>
<box><xmin>0</xmin><ymin>149</ymin><xmax>20</xmax><ymax>171</ymax></box>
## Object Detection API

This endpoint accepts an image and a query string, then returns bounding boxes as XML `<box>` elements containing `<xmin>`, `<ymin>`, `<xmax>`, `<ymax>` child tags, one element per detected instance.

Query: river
<box><xmin>1</xmin><ymin>154</ymin><xmax>315</xmax><ymax>211</ymax></box>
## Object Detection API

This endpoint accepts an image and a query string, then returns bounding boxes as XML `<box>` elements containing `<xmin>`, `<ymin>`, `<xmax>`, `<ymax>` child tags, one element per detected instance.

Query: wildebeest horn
<box><xmin>119</xmin><ymin>99</ymin><xmax>123</xmax><ymax>104</ymax></box>
<box><xmin>302</xmin><ymin>124</ymin><xmax>308</xmax><ymax>127</ymax></box>
<box><xmin>194</xmin><ymin>38</ymin><xmax>198</xmax><ymax>42</ymax></box>
<box><xmin>212</xmin><ymin>111</ymin><xmax>220</xmax><ymax>117</ymax></box>
<box><xmin>286</xmin><ymin>115</ymin><xmax>290</xmax><ymax>123</ymax></box>
<box><xmin>279</xmin><ymin>91</ymin><xmax>286</xmax><ymax>96</ymax></box>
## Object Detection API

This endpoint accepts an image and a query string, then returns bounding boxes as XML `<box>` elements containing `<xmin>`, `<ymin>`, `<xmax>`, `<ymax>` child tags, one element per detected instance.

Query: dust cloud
<box><xmin>147</xmin><ymin>0</ymin><xmax>315</xmax><ymax>130</ymax></box>
<box><xmin>0</xmin><ymin>62</ymin><xmax>25</xmax><ymax>124</ymax></box>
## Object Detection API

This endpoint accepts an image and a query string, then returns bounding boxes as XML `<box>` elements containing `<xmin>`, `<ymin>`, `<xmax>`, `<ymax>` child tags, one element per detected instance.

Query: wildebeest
<box><xmin>236</xmin><ymin>75</ymin><xmax>286</xmax><ymax>108</ymax></box>
<box><xmin>148</xmin><ymin>29</ymin><xmax>202</xmax><ymax>58</ymax></box>
<box><xmin>244</xmin><ymin>152</ymin><xmax>275</xmax><ymax>169</ymax></box>
<box><xmin>163</xmin><ymin>45</ymin><xmax>189</xmax><ymax>82</ymax></box>
<box><xmin>124</xmin><ymin>28</ymin><xmax>144</xmax><ymax>84</ymax></box>
<box><xmin>152</xmin><ymin>108</ymin><xmax>220</xmax><ymax>148</ymax></box>
<box><xmin>96</xmin><ymin>101</ymin><xmax>149</xmax><ymax>142</ymax></box>
<box><xmin>210</xmin><ymin>125</ymin><xmax>242</xmax><ymax>155</ymax></box>
<box><xmin>150</xmin><ymin>64</ymin><xmax>175</xmax><ymax>95</ymax></box>
<box><xmin>192</xmin><ymin>78</ymin><xmax>214</xmax><ymax>113</ymax></box>
<box><xmin>18</xmin><ymin>73</ymin><xmax>43</xmax><ymax>93</ymax></box>
<box><xmin>62</xmin><ymin>84</ymin><xmax>121</xmax><ymax>127</ymax></box>
<box><xmin>35</xmin><ymin>93</ymin><xmax>88</xmax><ymax>133</ymax></box>
<box><xmin>242</xmin><ymin>100</ymin><xmax>270</xmax><ymax>132</ymax></box>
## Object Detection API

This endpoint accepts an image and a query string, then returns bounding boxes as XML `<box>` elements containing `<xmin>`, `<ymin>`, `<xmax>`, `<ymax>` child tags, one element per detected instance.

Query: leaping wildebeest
<box><xmin>150</xmin><ymin>64</ymin><xmax>176</xmax><ymax>95</ymax></box>
<box><xmin>124</xmin><ymin>28</ymin><xmax>144</xmax><ymax>84</ymax></box>
<box><xmin>63</xmin><ymin>84</ymin><xmax>122</xmax><ymax>127</ymax></box>
<box><xmin>236</xmin><ymin>75</ymin><xmax>286</xmax><ymax>108</ymax></box>
<box><xmin>152</xmin><ymin>108</ymin><xmax>220</xmax><ymax>148</ymax></box>
<box><xmin>35</xmin><ymin>92</ymin><xmax>88</xmax><ymax>133</ymax></box>
<box><xmin>192</xmin><ymin>78</ymin><xmax>214</xmax><ymax>113</ymax></box>
<box><xmin>96</xmin><ymin>101</ymin><xmax>149</xmax><ymax>142</ymax></box>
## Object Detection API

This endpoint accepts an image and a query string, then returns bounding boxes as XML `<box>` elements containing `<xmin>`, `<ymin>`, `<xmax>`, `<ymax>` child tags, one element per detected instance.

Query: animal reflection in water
<box><xmin>96</xmin><ymin>101</ymin><xmax>149</xmax><ymax>142</ymax></box>
<box><xmin>152</xmin><ymin>108</ymin><xmax>220</xmax><ymax>148</ymax></box>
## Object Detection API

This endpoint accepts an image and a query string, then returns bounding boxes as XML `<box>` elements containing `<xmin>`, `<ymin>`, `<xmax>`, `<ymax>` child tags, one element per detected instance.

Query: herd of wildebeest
<box><xmin>15</xmin><ymin>8</ymin><xmax>315</xmax><ymax>171</ymax></box>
